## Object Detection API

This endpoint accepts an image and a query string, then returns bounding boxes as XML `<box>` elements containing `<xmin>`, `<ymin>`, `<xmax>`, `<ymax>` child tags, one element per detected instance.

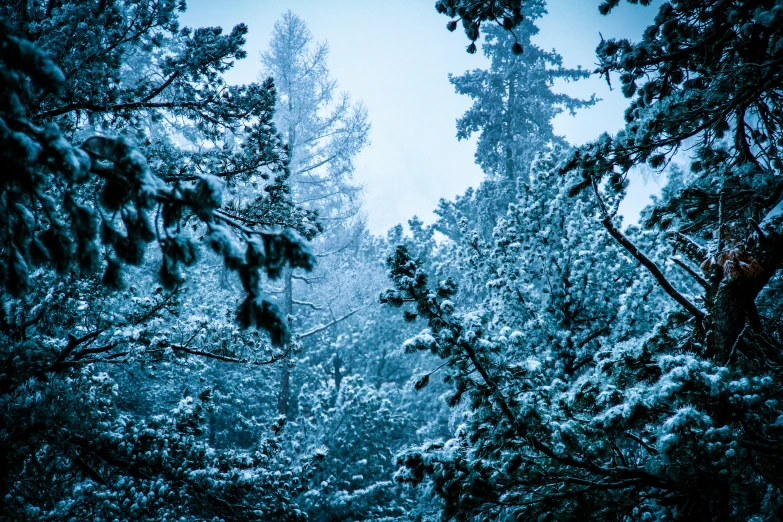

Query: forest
<box><xmin>1</xmin><ymin>0</ymin><xmax>783</xmax><ymax>520</ymax></box>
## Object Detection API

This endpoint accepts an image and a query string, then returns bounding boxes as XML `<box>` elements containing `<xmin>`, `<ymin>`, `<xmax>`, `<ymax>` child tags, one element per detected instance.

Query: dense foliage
<box><xmin>3</xmin><ymin>0</ymin><xmax>782</xmax><ymax>521</ymax></box>
<box><xmin>382</xmin><ymin>0</ymin><xmax>783</xmax><ymax>520</ymax></box>
<box><xmin>0</xmin><ymin>1</ymin><xmax>318</xmax><ymax>519</ymax></box>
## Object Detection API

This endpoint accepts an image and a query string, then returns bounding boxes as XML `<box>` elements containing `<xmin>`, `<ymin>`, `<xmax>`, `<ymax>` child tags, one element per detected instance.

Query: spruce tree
<box><xmin>437</xmin><ymin>6</ymin><xmax>594</xmax><ymax>240</ymax></box>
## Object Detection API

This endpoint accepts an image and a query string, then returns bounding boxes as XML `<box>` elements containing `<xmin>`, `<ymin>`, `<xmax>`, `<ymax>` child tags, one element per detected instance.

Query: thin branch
<box><xmin>740</xmin><ymin>438</ymin><xmax>783</xmax><ymax>456</ymax></box>
<box><xmin>36</xmin><ymin>99</ymin><xmax>214</xmax><ymax>120</ymax></box>
<box><xmin>292</xmin><ymin>299</ymin><xmax>324</xmax><ymax>311</ymax></box>
<box><xmin>72</xmin><ymin>455</ymin><xmax>108</xmax><ymax>485</ymax></box>
<box><xmin>670</xmin><ymin>256</ymin><xmax>709</xmax><ymax>290</ymax></box>
<box><xmin>168</xmin><ymin>344</ymin><xmax>289</xmax><ymax>365</ymax></box>
<box><xmin>297</xmin><ymin>308</ymin><xmax>361</xmax><ymax>340</ymax></box>
<box><xmin>170</xmin><ymin>344</ymin><xmax>246</xmax><ymax>363</ymax></box>
<box><xmin>592</xmin><ymin>178</ymin><xmax>706</xmax><ymax>321</ymax></box>
<box><xmin>139</xmin><ymin>70</ymin><xmax>180</xmax><ymax>103</ymax></box>
<box><xmin>625</xmin><ymin>432</ymin><xmax>659</xmax><ymax>456</ymax></box>
<box><xmin>71</xmin><ymin>342</ymin><xmax>120</xmax><ymax>362</ymax></box>
<box><xmin>561</xmin><ymin>476</ymin><xmax>644</xmax><ymax>490</ymax></box>
<box><xmin>292</xmin><ymin>274</ymin><xmax>325</xmax><ymax>284</ymax></box>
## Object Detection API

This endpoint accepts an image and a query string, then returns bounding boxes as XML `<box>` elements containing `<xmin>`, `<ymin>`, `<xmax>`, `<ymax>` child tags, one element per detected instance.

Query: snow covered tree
<box><xmin>259</xmin><ymin>10</ymin><xmax>370</xmax><ymax>418</ymax></box>
<box><xmin>385</xmin><ymin>150</ymin><xmax>650</xmax><ymax>520</ymax></box>
<box><xmin>451</xmin><ymin>9</ymin><xmax>592</xmax><ymax>182</ymax></box>
<box><xmin>0</xmin><ymin>1</ymin><xmax>321</xmax><ymax>519</ymax></box>
<box><xmin>391</xmin><ymin>0</ymin><xmax>783</xmax><ymax>520</ymax></box>
<box><xmin>437</xmin><ymin>6</ymin><xmax>593</xmax><ymax>240</ymax></box>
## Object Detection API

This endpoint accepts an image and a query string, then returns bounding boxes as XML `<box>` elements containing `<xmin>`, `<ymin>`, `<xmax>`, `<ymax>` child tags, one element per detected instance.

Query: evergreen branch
<box><xmin>72</xmin><ymin>454</ymin><xmax>108</xmax><ymax>486</ymax></box>
<box><xmin>560</xmin><ymin>476</ymin><xmax>645</xmax><ymax>490</ymax></box>
<box><xmin>35</xmin><ymin>99</ymin><xmax>222</xmax><ymax>120</ymax></box>
<box><xmin>153</xmin><ymin>344</ymin><xmax>291</xmax><ymax>365</ymax></box>
<box><xmin>139</xmin><ymin>70</ymin><xmax>180</xmax><ymax>103</ymax></box>
<box><xmin>169</xmin><ymin>344</ymin><xmax>248</xmax><ymax>363</ymax></box>
<box><xmin>603</xmin><ymin>217</ymin><xmax>705</xmax><ymax>321</ymax></box>
<box><xmin>161</xmin><ymin>161</ymin><xmax>278</xmax><ymax>183</ymax></box>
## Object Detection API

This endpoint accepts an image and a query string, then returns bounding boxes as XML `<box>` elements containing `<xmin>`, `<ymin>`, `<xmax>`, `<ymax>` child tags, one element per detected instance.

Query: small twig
<box><xmin>625</xmin><ymin>432</ymin><xmax>659</xmax><ymax>455</ymax></box>
<box><xmin>297</xmin><ymin>308</ymin><xmax>361</xmax><ymax>340</ymax></box>
<box><xmin>725</xmin><ymin>325</ymin><xmax>747</xmax><ymax>366</ymax></box>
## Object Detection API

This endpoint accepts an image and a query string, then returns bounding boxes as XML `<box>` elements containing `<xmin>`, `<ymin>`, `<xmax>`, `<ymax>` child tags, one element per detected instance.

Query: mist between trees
<box><xmin>1</xmin><ymin>1</ymin><xmax>783</xmax><ymax>520</ymax></box>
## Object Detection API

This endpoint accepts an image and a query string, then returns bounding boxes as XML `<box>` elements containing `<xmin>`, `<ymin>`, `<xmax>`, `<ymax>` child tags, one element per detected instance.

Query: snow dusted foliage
<box><xmin>0</xmin><ymin>268</ymin><xmax>325</xmax><ymax>520</ymax></box>
<box><xmin>561</xmin><ymin>0</ymin><xmax>783</xmax><ymax>361</ymax></box>
<box><xmin>4</xmin><ymin>0</ymin><xmax>783</xmax><ymax>519</ymax></box>
<box><xmin>0</xmin><ymin>1</ymin><xmax>324</xmax><ymax>519</ymax></box>
<box><xmin>275</xmin><ymin>224</ymin><xmax>452</xmax><ymax>521</ymax></box>
<box><xmin>385</xmin><ymin>152</ymin><xmax>648</xmax><ymax>520</ymax></box>
<box><xmin>0</xmin><ymin>1</ymin><xmax>316</xmax><ymax>345</ymax></box>
<box><xmin>379</xmin><ymin>0</ymin><xmax>783</xmax><ymax>520</ymax></box>
<box><xmin>294</xmin><ymin>375</ymin><xmax>411</xmax><ymax>521</ymax></box>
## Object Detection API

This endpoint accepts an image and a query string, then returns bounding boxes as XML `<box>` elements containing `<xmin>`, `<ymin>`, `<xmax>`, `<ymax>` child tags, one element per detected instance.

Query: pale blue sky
<box><xmin>180</xmin><ymin>0</ymin><xmax>660</xmax><ymax>234</ymax></box>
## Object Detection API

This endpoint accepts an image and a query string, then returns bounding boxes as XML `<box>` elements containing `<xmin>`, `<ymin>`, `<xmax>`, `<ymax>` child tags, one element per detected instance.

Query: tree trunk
<box><xmin>277</xmin><ymin>266</ymin><xmax>293</xmax><ymax>417</ymax></box>
<box><xmin>505</xmin><ymin>78</ymin><xmax>516</xmax><ymax>180</ymax></box>
<box><xmin>333</xmin><ymin>353</ymin><xmax>342</xmax><ymax>393</ymax></box>
<box><xmin>709</xmin><ymin>199</ymin><xmax>783</xmax><ymax>361</ymax></box>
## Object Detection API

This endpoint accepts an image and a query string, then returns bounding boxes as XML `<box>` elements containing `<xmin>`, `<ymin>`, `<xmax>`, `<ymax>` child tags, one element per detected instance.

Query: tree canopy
<box><xmin>2</xmin><ymin>0</ymin><xmax>782</xmax><ymax>521</ymax></box>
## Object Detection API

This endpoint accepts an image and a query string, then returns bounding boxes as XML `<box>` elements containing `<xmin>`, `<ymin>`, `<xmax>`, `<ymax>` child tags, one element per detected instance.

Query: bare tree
<box><xmin>260</xmin><ymin>11</ymin><xmax>370</xmax><ymax>416</ymax></box>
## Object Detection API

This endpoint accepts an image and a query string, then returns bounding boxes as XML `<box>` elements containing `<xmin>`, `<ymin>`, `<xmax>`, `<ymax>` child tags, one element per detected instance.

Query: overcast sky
<box><xmin>180</xmin><ymin>0</ymin><xmax>660</xmax><ymax>234</ymax></box>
